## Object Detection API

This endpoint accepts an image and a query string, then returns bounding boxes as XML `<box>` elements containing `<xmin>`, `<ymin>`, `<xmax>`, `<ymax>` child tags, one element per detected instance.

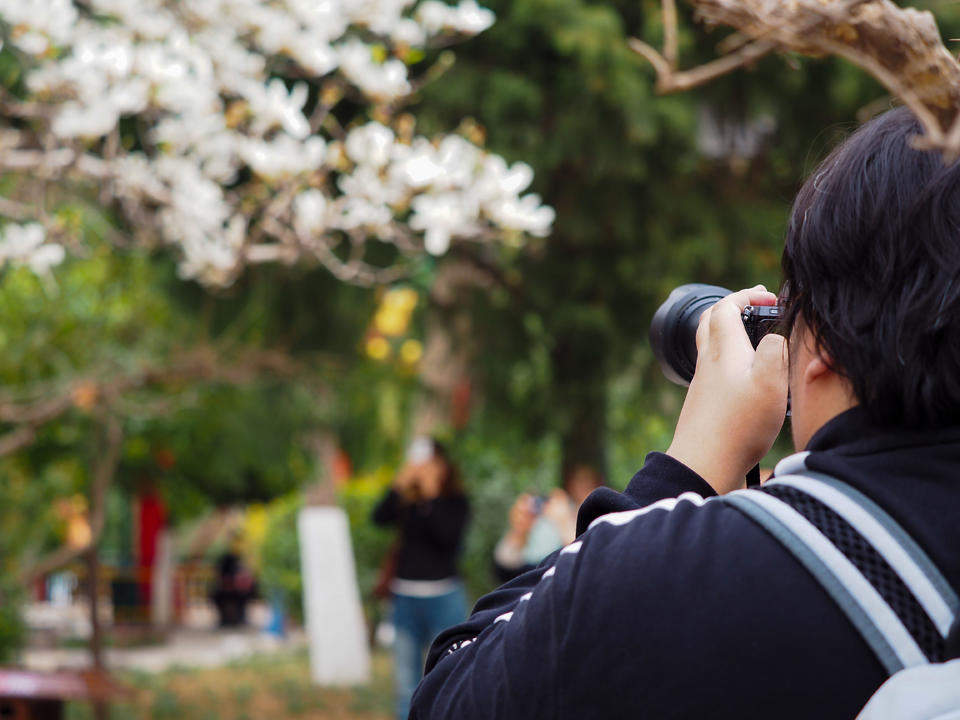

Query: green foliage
<box><xmin>0</xmin><ymin>575</ymin><xmax>24</xmax><ymax>664</ymax></box>
<box><xmin>0</xmin><ymin>247</ymin><xmax>171</xmax><ymax>386</ymax></box>
<box><xmin>129</xmin><ymin>382</ymin><xmax>320</xmax><ymax>517</ymax></box>
<box><xmin>338</xmin><ymin>468</ymin><xmax>394</xmax><ymax>602</ymax></box>
<box><xmin>0</xmin><ymin>239</ymin><xmax>412</xmax><ymax>642</ymax></box>
<box><xmin>257</xmin><ymin>493</ymin><xmax>305</xmax><ymax>620</ymax></box>
<box><xmin>150</xmin><ymin>688</ymin><xmax>186</xmax><ymax>720</ymax></box>
<box><xmin>0</xmin><ymin>248</ymin><xmax>327</xmax><ymax>572</ymax></box>
<box><xmin>66</xmin><ymin>648</ymin><xmax>393</xmax><ymax>720</ymax></box>
<box><xmin>0</xmin><ymin>453</ymin><xmax>64</xmax><ymax>661</ymax></box>
<box><xmin>455</xmin><ymin>434</ymin><xmax>560</xmax><ymax>597</ymax></box>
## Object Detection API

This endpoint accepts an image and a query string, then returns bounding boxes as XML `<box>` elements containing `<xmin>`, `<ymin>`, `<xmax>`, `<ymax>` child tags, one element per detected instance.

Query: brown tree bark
<box><xmin>20</xmin><ymin>416</ymin><xmax>123</xmax><ymax>586</ymax></box>
<box><xmin>412</xmin><ymin>259</ymin><xmax>492</xmax><ymax>437</ymax></box>
<box><xmin>86</xmin><ymin>547</ymin><xmax>109</xmax><ymax>720</ymax></box>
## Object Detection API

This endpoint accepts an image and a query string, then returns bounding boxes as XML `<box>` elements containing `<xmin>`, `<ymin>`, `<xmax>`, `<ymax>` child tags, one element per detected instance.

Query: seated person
<box><xmin>210</xmin><ymin>539</ymin><xmax>257</xmax><ymax>628</ymax></box>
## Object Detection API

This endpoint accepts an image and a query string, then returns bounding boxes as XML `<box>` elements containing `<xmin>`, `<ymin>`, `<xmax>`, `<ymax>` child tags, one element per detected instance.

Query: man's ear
<box><xmin>802</xmin><ymin>353</ymin><xmax>832</xmax><ymax>386</ymax></box>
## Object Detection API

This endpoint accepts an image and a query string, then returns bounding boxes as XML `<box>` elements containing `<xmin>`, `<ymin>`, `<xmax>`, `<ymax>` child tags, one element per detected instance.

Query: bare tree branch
<box><xmin>632</xmin><ymin>0</ymin><xmax>960</xmax><ymax>159</ymax></box>
<box><xmin>0</xmin><ymin>425</ymin><xmax>37</xmax><ymax>456</ymax></box>
<box><xmin>257</xmin><ymin>216</ymin><xmax>410</xmax><ymax>286</ymax></box>
<box><xmin>0</xmin><ymin>346</ymin><xmax>305</xmax><ymax>457</ymax></box>
<box><xmin>20</xmin><ymin>414</ymin><xmax>122</xmax><ymax>585</ymax></box>
<box><xmin>663</xmin><ymin>0</ymin><xmax>680</xmax><ymax>68</ymax></box>
<box><xmin>629</xmin><ymin>37</ymin><xmax>775</xmax><ymax>92</ymax></box>
<box><xmin>0</xmin><ymin>195</ymin><xmax>42</xmax><ymax>222</ymax></box>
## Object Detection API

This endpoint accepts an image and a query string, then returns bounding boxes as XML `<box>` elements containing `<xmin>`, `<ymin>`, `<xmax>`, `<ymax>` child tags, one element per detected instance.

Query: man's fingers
<box><xmin>708</xmin><ymin>298</ymin><xmax>754</xmax><ymax>358</ymax></box>
<box><xmin>751</xmin><ymin>333</ymin><xmax>789</xmax><ymax>393</ymax></box>
<box><xmin>697</xmin><ymin>285</ymin><xmax>780</xmax><ymax>359</ymax></box>
<box><xmin>725</xmin><ymin>285</ymin><xmax>778</xmax><ymax>312</ymax></box>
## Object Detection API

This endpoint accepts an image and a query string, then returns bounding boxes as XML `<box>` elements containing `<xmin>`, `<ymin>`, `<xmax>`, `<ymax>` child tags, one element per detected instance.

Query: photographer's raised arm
<box><xmin>666</xmin><ymin>286</ymin><xmax>788</xmax><ymax>494</ymax></box>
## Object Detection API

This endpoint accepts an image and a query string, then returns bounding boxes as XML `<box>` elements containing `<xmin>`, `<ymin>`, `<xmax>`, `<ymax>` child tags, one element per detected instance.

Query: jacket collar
<box><xmin>803</xmin><ymin>405</ymin><xmax>960</xmax><ymax>457</ymax></box>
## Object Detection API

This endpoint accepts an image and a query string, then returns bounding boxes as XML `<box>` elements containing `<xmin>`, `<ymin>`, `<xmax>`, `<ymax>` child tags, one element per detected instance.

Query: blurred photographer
<box><xmin>493</xmin><ymin>465</ymin><xmax>603</xmax><ymax>582</ymax></box>
<box><xmin>410</xmin><ymin>107</ymin><xmax>960</xmax><ymax>719</ymax></box>
<box><xmin>372</xmin><ymin>437</ymin><xmax>470</xmax><ymax>720</ymax></box>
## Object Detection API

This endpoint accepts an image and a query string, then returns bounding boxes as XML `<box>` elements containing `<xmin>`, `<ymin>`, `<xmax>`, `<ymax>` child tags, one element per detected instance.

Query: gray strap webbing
<box><xmin>723</xmin><ymin>488</ymin><xmax>927</xmax><ymax>675</ymax></box>
<box><xmin>768</xmin><ymin>473</ymin><xmax>959</xmax><ymax>637</ymax></box>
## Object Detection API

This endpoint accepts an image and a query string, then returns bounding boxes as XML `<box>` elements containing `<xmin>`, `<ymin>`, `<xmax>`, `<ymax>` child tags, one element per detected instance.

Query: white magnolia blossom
<box><xmin>0</xmin><ymin>0</ymin><xmax>553</xmax><ymax>285</ymax></box>
<box><xmin>337</xmin><ymin>38</ymin><xmax>412</xmax><ymax>100</ymax></box>
<box><xmin>239</xmin><ymin>134</ymin><xmax>328</xmax><ymax>178</ymax></box>
<box><xmin>0</xmin><ymin>223</ymin><xmax>67</xmax><ymax>276</ymax></box>
<box><xmin>345</xmin><ymin>122</ymin><xmax>397</xmax><ymax>168</ymax></box>
<box><xmin>293</xmin><ymin>190</ymin><xmax>329</xmax><ymax>236</ymax></box>
<box><xmin>417</xmin><ymin>0</ymin><xmax>494</xmax><ymax>35</ymax></box>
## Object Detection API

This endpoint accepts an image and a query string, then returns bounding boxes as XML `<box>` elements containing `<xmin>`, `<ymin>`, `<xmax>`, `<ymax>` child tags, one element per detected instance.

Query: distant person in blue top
<box><xmin>493</xmin><ymin>465</ymin><xmax>603</xmax><ymax>583</ymax></box>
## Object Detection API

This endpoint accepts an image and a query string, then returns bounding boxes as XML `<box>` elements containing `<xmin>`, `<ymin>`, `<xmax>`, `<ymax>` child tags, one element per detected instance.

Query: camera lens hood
<box><xmin>649</xmin><ymin>284</ymin><xmax>731</xmax><ymax>386</ymax></box>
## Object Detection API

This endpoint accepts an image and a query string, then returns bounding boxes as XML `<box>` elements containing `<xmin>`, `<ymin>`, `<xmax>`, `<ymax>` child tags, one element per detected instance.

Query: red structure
<box><xmin>137</xmin><ymin>488</ymin><xmax>167</xmax><ymax>609</ymax></box>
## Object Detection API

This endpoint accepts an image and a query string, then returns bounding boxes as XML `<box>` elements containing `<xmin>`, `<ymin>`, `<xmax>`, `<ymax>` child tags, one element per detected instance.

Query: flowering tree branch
<box><xmin>0</xmin><ymin>0</ymin><xmax>555</xmax><ymax>286</ymax></box>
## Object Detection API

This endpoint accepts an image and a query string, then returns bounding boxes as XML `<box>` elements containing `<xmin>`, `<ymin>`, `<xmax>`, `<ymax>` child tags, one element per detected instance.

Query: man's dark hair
<box><xmin>781</xmin><ymin>106</ymin><xmax>960</xmax><ymax>427</ymax></box>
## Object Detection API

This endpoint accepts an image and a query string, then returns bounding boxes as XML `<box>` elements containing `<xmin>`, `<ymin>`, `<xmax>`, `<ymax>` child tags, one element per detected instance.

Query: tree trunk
<box><xmin>558</xmin><ymin>381</ymin><xmax>607</xmax><ymax>483</ymax></box>
<box><xmin>412</xmin><ymin>259</ymin><xmax>489</xmax><ymax>437</ymax></box>
<box><xmin>86</xmin><ymin>546</ymin><xmax>109</xmax><ymax>720</ymax></box>
<box><xmin>553</xmin><ymin>326</ymin><xmax>609</xmax><ymax>484</ymax></box>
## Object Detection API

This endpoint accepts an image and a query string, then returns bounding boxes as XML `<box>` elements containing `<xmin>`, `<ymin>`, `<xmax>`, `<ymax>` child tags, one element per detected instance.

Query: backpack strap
<box><xmin>721</xmin><ymin>470</ymin><xmax>959</xmax><ymax>677</ymax></box>
<box><xmin>769</xmin><ymin>472</ymin><xmax>959</xmax><ymax>637</ymax></box>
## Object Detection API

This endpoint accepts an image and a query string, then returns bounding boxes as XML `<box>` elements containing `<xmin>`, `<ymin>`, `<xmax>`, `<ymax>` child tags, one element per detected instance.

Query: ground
<box><xmin>65</xmin><ymin>649</ymin><xmax>393</xmax><ymax>720</ymax></box>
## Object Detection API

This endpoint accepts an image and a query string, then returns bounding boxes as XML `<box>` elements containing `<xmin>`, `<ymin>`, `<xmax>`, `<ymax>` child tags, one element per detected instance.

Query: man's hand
<box><xmin>666</xmin><ymin>285</ymin><xmax>788</xmax><ymax>495</ymax></box>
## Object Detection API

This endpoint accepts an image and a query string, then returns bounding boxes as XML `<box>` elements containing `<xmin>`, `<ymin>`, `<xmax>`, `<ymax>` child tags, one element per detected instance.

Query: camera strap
<box><xmin>720</xmin><ymin>471</ymin><xmax>959</xmax><ymax>677</ymax></box>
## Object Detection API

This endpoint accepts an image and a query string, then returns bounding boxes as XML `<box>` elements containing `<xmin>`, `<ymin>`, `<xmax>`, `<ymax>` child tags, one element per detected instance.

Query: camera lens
<box><xmin>649</xmin><ymin>284</ymin><xmax>731</xmax><ymax>386</ymax></box>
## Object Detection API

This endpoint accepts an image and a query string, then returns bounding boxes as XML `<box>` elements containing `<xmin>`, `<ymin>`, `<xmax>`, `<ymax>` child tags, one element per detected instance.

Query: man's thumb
<box><xmin>752</xmin><ymin>333</ymin><xmax>789</xmax><ymax>391</ymax></box>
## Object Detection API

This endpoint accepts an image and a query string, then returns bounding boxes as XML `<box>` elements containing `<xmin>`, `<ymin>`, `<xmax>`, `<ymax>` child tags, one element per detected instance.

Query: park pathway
<box><xmin>23</xmin><ymin>627</ymin><xmax>307</xmax><ymax>673</ymax></box>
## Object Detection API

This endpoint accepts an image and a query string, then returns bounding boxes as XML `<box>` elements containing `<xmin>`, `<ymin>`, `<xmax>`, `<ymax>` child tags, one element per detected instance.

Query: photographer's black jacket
<box><xmin>410</xmin><ymin>408</ymin><xmax>960</xmax><ymax>719</ymax></box>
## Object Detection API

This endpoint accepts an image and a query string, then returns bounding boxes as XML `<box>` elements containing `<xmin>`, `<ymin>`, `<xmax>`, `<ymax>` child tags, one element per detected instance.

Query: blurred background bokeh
<box><xmin>1</xmin><ymin>0</ymin><xmax>959</xmax><ymax>718</ymax></box>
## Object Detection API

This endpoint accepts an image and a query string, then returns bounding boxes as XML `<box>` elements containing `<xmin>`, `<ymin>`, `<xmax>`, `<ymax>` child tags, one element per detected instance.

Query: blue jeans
<box><xmin>392</xmin><ymin>584</ymin><xmax>467</xmax><ymax>720</ymax></box>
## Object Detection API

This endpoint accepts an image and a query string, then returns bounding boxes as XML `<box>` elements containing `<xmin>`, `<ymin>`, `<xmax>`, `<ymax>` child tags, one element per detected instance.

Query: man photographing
<box><xmin>409</xmin><ymin>106</ymin><xmax>960</xmax><ymax>718</ymax></box>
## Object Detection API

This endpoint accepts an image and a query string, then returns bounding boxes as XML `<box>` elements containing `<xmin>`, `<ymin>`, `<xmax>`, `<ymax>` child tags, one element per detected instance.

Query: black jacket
<box><xmin>410</xmin><ymin>407</ymin><xmax>960</xmax><ymax>719</ymax></box>
<box><xmin>372</xmin><ymin>489</ymin><xmax>469</xmax><ymax>581</ymax></box>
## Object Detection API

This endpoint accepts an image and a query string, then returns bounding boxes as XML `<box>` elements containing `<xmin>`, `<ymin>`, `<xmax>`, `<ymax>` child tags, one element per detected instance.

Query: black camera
<box><xmin>649</xmin><ymin>284</ymin><xmax>782</xmax><ymax>386</ymax></box>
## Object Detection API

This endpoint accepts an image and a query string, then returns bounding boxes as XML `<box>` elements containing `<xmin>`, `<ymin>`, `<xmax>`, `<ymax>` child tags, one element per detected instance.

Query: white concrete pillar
<box><xmin>298</xmin><ymin>506</ymin><xmax>371</xmax><ymax>685</ymax></box>
<box><xmin>151</xmin><ymin>530</ymin><xmax>174</xmax><ymax>628</ymax></box>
